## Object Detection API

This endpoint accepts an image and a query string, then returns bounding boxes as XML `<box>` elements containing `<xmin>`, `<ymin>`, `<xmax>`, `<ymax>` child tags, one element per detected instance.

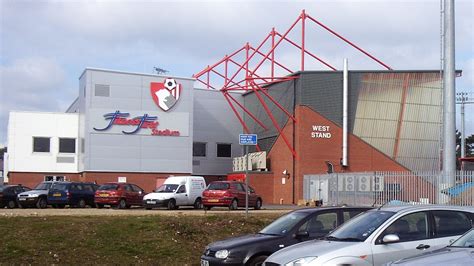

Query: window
<box><xmin>177</xmin><ymin>185</ymin><xmax>186</xmax><ymax>194</ymax></box>
<box><xmin>44</xmin><ymin>176</ymin><xmax>65</xmax><ymax>182</ymax></box>
<box><xmin>299</xmin><ymin>212</ymin><xmax>338</xmax><ymax>238</ymax></box>
<box><xmin>433</xmin><ymin>211</ymin><xmax>472</xmax><ymax>237</ymax></box>
<box><xmin>193</xmin><ymin>142</ymin><xmax>206</xmax><ymax>157</ymax></box>
<box><xmin>343</xmin><ymin>210</ymin><xmax>364</xmax><ymax>222</ymax></box>
<box><xmin>236</xmin><ymin>183</ymin><xmax>246</xmax><ymax>192</ymax></box>
<box><xmin>217</xmin><ymin>143</ymin><xmax>232</xmax><ymax>158</ymax></box>
<box><xmin>59</xmin><ymin>138</ymin><xmax>76</xmax><ymax>153</ymax></box>
<box><xmin>95</xmin><ymin>84</ymin><xmax>110</xmax><ymax>97</ymax></box>
<box><xmin>33</xmin><ymin>137</ymin><xmax>50</xmax><ymax>152</ymax></box>
<box><xmin>131</xmin><ymin>184</ymin><xmax>144</xmax><ymax>193</ymax></box>
<box><xmin>379</xmin><ymin>212</ymin><xmax>429</xmax><ymax>243</ymax></box>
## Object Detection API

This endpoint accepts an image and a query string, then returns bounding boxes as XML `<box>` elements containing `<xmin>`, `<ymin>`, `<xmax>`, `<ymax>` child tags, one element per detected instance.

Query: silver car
<box><xmin>388</xmin><ymin>228</ymin><xmax>474</xmax><ymax>265</ymax></box>
<box><xmin>264</xmin><ymin>205</ymin><xmax>474</xmax><ymax>266</ymax></box>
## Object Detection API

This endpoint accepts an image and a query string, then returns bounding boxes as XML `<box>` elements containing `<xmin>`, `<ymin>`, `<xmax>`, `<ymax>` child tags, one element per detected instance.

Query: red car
<box><xmin>202</xmin><ymin>181</ymin><xmax>262</xmax><ymax>210</ymax></box>
<box><xmin>94</xmin><ymin>182</ymin><xmax>145</xmax><ymax>209</ymax></box>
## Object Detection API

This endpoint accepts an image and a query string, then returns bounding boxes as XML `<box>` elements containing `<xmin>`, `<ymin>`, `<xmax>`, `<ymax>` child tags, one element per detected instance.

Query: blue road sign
<box><xmin>239</xmin><ymin>134</ymin><xmax>258</xmax><ymax>145</ymax></box>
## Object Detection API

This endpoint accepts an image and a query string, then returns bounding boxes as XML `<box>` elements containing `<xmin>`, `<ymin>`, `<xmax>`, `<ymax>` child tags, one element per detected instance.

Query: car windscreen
<box><xmin>259</xmin><ymin>212</ymin><xmax>308</xmax><ymax>236</ymax></box>
<box><xmin>34</xmin><ymin>183</ymin><xmax>52</xmax><ymax>190</ymax></box>
<box><xmin>450</xmin><ymin>229</ymin><xmax>474</xmax><ymax>248</ymax></box>
<box><xmin>50</xmin><ymin>183</ymin><xmax>68</xmax><ymax>191</ymax></box>
<box><xmin>207</xmin><ymin>183</ymin><xmax>230</xmax><ymax>190</ymax></box>
<box><xmin>98</xmin><ymin>184</ymin><xmax>119</xmax><ymax>191</ymax></box>
<box><xmin>327</xmin><ymin>210</ymin><xmax>395</xmax><ymax>242</ymax></box>
<box><xmin>156</xmin><ymin>184</ymin><xmax>179</xmax><ymax>193</ymax></box>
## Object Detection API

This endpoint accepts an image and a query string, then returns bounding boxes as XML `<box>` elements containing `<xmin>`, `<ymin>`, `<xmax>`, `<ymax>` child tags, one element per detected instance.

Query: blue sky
<box><xmin>0</xmin><ymin>0</ymin><xmax>473</xmax><ymax>145</ymax></box>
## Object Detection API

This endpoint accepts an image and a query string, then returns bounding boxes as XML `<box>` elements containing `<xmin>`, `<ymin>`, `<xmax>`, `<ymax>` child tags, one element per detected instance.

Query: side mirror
<box><xmin>382</xmin><ymin>234</ymin><xmax>400</xmax><ymax>244</ymax></box>
<box><xmin>295</xmin><ymin>231</ymin><xmax>309</xmax><ymax>240</ymax></box>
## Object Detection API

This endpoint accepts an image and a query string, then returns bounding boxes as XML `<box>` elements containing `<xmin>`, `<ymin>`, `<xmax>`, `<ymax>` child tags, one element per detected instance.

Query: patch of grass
<box><xmin>0</xmin><ymin>213</ymin><xmax>279</xmax><ymax>264</ymax></box>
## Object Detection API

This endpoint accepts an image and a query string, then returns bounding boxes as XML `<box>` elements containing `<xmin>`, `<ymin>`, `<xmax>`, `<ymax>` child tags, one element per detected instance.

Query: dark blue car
<box><xmin>47</xmin><ymin>182</ymin><xmax>98</xmax><ymax>208</ymax></box>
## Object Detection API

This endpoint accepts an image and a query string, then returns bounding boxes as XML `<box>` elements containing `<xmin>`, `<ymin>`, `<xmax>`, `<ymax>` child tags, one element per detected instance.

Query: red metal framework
<box><xmin>193</xmin><ymin>10</ymin><xmax>392</xmax><ymax>157</ymax></box>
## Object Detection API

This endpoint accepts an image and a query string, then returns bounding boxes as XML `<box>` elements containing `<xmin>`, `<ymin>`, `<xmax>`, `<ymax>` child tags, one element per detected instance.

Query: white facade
<box><xmin>6</xmin><ymin>112</ymin><xmax>79</xmax><ymax>177</ymax></box>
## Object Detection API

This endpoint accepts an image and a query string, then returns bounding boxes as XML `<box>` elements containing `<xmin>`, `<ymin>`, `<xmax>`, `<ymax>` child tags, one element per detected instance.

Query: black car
<box><xmin>47</xmin><ymin>182</ymin><xmax>99</xmax><ymax>208</ymax></box>
<box><xmin>201</xmin><ymin>206</ymin><xmax>371</xmax><ymax>266</ymax></box>
<box><xmin>0</xmin><ymin>185</ymin><xmax>31</xmax><ymax>208</ymax></box>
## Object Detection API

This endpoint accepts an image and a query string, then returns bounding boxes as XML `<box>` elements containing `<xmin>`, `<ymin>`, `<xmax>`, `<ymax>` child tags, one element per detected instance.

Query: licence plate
<box><xmin>200</xmin><ymin>259</ymin><xmax>209</xmax><ymax>266</ymax></box>
<box><xmin>147</xmin><ymin>200</ymin><xmax>156</xmax><ymax>204</ymax></box>
<box><xmin>100</xmin><ymin>194</ymin><xmax>108</xmax><ymax>197</ymax></box>
<box><xmin>208</xmin><ymin>199</ymin><xmax>219</xmax><ymax>203</ymax></box>
<box><xmin>53</xmin><ymin>193</ymin><xmax>61</xmax><ymax>197</ymax></box>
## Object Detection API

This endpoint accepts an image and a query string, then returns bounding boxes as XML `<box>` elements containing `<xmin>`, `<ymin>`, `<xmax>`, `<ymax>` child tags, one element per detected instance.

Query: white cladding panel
<box><xmin>83</xmin><ymin>69</ymin><xmax>194</xmax><ymax>173</ymax></box>
<box><xmin>7</xmin><ymin>112</ymin><xmax>79</xmax><ymax>173</ymax></box>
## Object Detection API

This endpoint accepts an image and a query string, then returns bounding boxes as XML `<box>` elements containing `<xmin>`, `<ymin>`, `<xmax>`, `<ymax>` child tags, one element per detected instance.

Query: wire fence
<box><xmin>303</xmin><ymin>171</ymin><xmax>474</xmax><ymax>207</ymax></box>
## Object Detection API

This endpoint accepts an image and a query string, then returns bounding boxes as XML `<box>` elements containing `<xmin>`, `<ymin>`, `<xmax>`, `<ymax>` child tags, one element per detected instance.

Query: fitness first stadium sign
<box><xmin>311</xmin><ymin>125</ymin><xmax>332</xmax><ymax>139</ymax></box>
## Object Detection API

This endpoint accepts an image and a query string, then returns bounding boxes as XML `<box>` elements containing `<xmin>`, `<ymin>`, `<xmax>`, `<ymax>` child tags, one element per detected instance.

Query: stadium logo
<box><xmin>150</xmin><ymin>78</ymin><xmax>182</xmax><ymax>111</ymax></box>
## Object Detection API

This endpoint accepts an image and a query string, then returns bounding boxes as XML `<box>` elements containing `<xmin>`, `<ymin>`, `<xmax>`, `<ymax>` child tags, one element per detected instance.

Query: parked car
<box><xmin>17</xmin><ymin>181</ymin><xmax>53</xmax><ymax>209</ymax></box>
<box><xmin>143</xmin><ymin>176</ymin><xmax>206</xmax><ymax>210</ymax></box>
<box><xmin>95</xmin><ymin>182</ymin><xmax>145</xmax><ymax>209</ymax></box>
<box><xmin>0</xmin><ymin>185</ymin><xmax>31</xmax><ymax>208</ymax></box>
<box><xmin>202</xmin><ymin>181</ymin><xmax>262</xmax><ymax>210</ymax></box>
<box><xmin>47</xmin><ymin>182</ymin><xmax>98</xmax><ymax>208</ymax></box>
<box><xmin>264</xmin><ymin>205</ymin><xmax>474</xmax><ymax>266</ymax></box>
<box><xmin>388</xmin><ymin>228</ymin><xmax>474</xmax><ymax>265</ymax></box>
<box><xmin>201</xmin><ymin>206</ymin><xmax>371</xmax><ymax>266</ymax></box>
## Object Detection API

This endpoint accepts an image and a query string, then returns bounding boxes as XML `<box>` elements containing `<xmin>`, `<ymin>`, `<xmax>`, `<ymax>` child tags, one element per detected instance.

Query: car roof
<box><xmin>291</xmin><ymin>206</ymin><xmax>373</xmax><ymax>214</ymax></box>
<box><xmin>375</xmin><ymin>204</ymin><xmax>474</xmax><ymax>214</ymax></box>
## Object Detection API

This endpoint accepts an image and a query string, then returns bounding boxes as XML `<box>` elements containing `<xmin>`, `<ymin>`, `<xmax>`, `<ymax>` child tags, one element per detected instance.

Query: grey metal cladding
<box><xmin>56</xmin><ymin>157</ymin><xmax>75</xmax><ymax>163</ymax></box>
<box><xmin>299</xmin><ymin>72</ymin><xmax>342</xmax><ymax>126</ymax></box>
<box><xmin>243</xmin><ymin>80</ymin><xmax>295</xmax><ymax>151</ymax></box>
<box><xmin>94</xmin><ymin>84</ymin><xmax>110</xmax><ymax>97</ymax></box>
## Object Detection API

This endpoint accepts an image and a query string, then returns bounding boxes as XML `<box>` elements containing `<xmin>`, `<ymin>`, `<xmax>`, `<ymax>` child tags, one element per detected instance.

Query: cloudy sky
<box><xmin>0</xmin><ymin>0</ymin><xmax>473</xmax><ymax>145</ymax></box>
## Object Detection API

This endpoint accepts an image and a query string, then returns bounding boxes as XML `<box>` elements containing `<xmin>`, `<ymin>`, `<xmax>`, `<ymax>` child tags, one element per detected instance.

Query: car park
<box><xmin>388</xmin><ymin>228</ymin><xmax>474</xmax><ymax>265</ymax></box>
<box><xmin>202</xmin><ymin>181</ymin><xmax>262</xmax><ymax>210</ymax></box>
<box><xmin>95</xmin><ymin>182</ymin><xmax>145</xmax><ymax>209</ymax></box>
<box><xmin>143</xmin><ymin>176</ymin><xmax>206</xmax><ymax>210</ymax></box>
<box><xmin>47</xmin><ymin>182</ymin><xmax>98</xmax><ymax>208</ymax></box>
<box><xmin>0</xmin><ymin>185</ymin><xmax>31</xmax><ymax>208</ymax></box>
<box><xmin>201</xmin><ymin>206</ymin><xmax>371</xmax><ymax>266</ymax></box>
<box><xmin>17</xmin><ymin>181</ymin><xmax>53</xmax><ymax>209</ymax></box>
<box><xmin>264</xmin><ymin>205</ymin><xmax>474</xmax><ymax>266</ymax></box>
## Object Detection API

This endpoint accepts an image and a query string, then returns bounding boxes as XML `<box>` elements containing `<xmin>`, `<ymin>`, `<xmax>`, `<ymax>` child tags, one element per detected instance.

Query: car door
<box><xmin>372</xmin><ymin>211</ymin><xmax>432</xmax><ymax>265</ymax></box>
<box><xmin>175</xmin><ymin>185</ymin><xmax>187</xmax><ymax>205</ymax></box>
<box><xmin>248</xmin><ymin>185</ymin><xmax>258</xmax><ymax>206</ymax></box>
<box><xmin>431</xmin><ymin>210</ymin><xmax>472</xmax><ymax>245</ymax></box>
<box><xmin>122</xmin><ymin>184</ymin><xmax>134</xmax><ymax>203</ymax></box>
<box><xmin>235</xmin><ymin>183</ymin><xmax>247</xmax><ymax>207</ymax></box>
<box><xmin>131</xmin><ymin>184</ymin><xmax>145</xmax><ymax>205</ymax></box>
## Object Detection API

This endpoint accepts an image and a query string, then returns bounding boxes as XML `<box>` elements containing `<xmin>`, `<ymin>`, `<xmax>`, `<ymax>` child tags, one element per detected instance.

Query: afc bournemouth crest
<box><xmin>150</xmin><ymin>78</ymin><xmax>182</xmax><ymax>111</ymax></box>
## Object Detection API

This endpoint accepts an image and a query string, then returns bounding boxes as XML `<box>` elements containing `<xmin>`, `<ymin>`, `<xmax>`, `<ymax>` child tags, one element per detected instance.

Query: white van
<box><xmin>143</xmin><ymin>176</ymin><xmax>206</xmax><ymax>210</ymax></box>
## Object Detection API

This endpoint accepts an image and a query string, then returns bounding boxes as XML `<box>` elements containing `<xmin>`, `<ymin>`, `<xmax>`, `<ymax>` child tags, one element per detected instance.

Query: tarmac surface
<box><xmin>0</xmin><ymin>205</ymin><xmax>299</xmax><ymax>217</ymax></box>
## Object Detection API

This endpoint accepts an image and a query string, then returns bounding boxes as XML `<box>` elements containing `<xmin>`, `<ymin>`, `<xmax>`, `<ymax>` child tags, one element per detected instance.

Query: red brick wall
<box><xmin>248</xmin><ymin>172</ymin><xmax>274</xmax><ymax>205</ymax></box>
<box><xmin>8</xmin><ymin>172</ymin><xmax>81</xmax><ymax>188</ymax></box>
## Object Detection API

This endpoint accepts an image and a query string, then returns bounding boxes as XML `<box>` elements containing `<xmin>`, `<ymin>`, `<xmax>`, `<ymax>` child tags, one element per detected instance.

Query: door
<box><xmin>175</xmin><ymin>185</ymin><xmax>187</xmax><ymax>206</ymax></box>
<box><xmin>122</xmin><ymin>184</ymin><xmax>135</xmax><ymax>204</ymax></box>
<box><xmin>235</xmin><ymin>183</ymin><xmax>247</xmax><ymax>207</ymax></box>
<box><xmin>372</xmin><ymin>211</ymin><xmax>432</xmax><ymax>265</ymax></box>
<box><xmin>131</xmin><ymin>184</ymin><xmax>145</xmax><ymax>204</ymax></box>
<box><xmin>431</xmin><ymin>210</ymin><xmax>472</xmax><ymax>246</ymax></box>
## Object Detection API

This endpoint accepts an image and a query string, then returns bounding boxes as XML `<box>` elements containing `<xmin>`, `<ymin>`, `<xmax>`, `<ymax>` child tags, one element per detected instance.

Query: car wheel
<box><xmin>254</xmin><ymin>198</ymin><xmax>262</xmax><ymax>210</ymax></box>
<box><xmin>57</xmin><ymin>204</ymin><xmax>65</xmax><ymax>209</ymax></box>
<box><xmin>118</xmin><ymin>199</ymin><xmax>127</xmax><ymax>209</ymax></box>
<box><xmin>229</xmin><ymin>199</ymin><xmax>238</xmax><ymax>210</ymax></box>
<box><xmin>194</xmin><ymin>198</ymin><xmax>203</xmax><ymax>209</ymax></box>
<box><xmin>204</xmin><ymin>206</ymin><xmax>212</xmax><ymax>211</ymax></box>
<box><xmin>145</xmin><ymin>207</ymin><xmax>152</xmax><ymax>210</ymax></box>
<box><xmin>36</xmin><ymin>197</ymin><xmax>48</xmax><ymax>209</ymax></box>
<box><xmin>96</xmin><ymin>204</ymin><xmax>104</xmax><ymax>209</ymax></box>
<box><xmin>167</xmin><ymin>199</ymin><xmax>176</xmax><ymax>210</ymax></box>
<box><xmin>7</xmin><ymin>200</ymin><xmax>16</xmax><ymax>209</ymax></box>
<box><xmin>247</xmin><ymin>255</ymin><xmax>268</xmax><ymax>266</ymax></box>
<box><xmin>77</xmin><ymin>199</ymin><xmax>86</xmax><ymax>208</ymax></box>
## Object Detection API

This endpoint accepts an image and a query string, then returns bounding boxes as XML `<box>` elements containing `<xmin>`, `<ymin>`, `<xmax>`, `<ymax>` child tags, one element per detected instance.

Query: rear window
<box><xmin>51</xmin><ymin>183</ymin><xmax>69</xmax><ymax>191</ymax></box>
<box><xmin>207</xmin><ymin>182</ymin><xmax>230</xmax><ymax>190</ymax></box>
<box><xmin>99</xmin><ymin>184</ymin><xmax>119</xmax><ymax>191</ymax></box>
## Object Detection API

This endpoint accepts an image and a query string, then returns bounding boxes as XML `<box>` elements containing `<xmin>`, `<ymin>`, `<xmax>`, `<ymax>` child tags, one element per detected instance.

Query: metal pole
<box><xmin>443</xmin><ymin>0</ymin><xmax>456</xmax><ymax>186</ymax></box>
<box><xmin>342</xmin><ymin>58</ymin><xmax>349</xmax><ymax>166</ymax></box>
<box><xmin>461</xmin><ymin>99</ymin><xmax>465</xmax><ymax>159</ymax></box>
<box><xmin>245</xmin><ymin>145</ymin><xmax>249</xmax><ymax>218</ymax></box>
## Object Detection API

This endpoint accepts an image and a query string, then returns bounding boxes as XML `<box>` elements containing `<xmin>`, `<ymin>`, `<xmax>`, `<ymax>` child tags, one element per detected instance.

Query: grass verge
<box><xmin>0</xmin><ymin>213</ymin><xmax>280</xmax><ymax>265</ymax></box>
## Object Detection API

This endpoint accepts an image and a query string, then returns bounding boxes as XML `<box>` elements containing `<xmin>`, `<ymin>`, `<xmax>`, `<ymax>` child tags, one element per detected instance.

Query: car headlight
<box><xmin>29</xmin><ymin>194</ymin><xmax>39</xmax><ymax>197</ymax></box>
<box><xmin>285</xmin><ymin>257</ymin><xmax>318</xmax><ymax>266</ymax></box>
<box><xmin>215</xmin><ymin>249</ymin><xmax>229</xmax><ymax>259</ymax></box>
